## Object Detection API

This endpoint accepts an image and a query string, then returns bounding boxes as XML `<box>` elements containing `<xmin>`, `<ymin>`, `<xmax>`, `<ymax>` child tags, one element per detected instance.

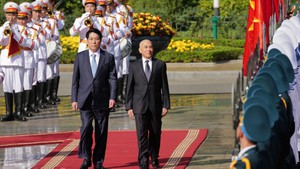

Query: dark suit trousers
<box><xmin>135</xmin><ymin>108</ymin><xmax>162</xmax><ymax>163</ymax></box>
<box><xmin>78</xmin><ymin>99</ymin><xmax>110</xmax><ymax>165</ymax></box>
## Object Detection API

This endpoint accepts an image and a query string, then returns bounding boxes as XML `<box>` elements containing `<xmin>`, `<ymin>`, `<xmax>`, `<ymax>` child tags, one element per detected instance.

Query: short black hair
<box><xmin>86</xmin><ymin>28</ymin><xmax>102</xmax><ymax>39</ymax></box>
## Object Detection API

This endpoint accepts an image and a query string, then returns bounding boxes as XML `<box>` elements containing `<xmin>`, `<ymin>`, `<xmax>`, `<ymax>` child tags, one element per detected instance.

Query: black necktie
<box><xmin>145</xmin><ymin>60</ymin><xmax>151</xmax><ymax>81</ymax></box>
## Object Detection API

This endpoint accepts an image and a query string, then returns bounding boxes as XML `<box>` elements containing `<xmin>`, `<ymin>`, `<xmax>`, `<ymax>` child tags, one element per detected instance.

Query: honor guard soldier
<box><xmin>230</xmin><ymin>102</ymin><xmax>273</xmax><ymax>169</ymax></box>
<box><xmin>268</xmin><ymin>48</ymin><xmax>300</xmax><ymax>166</ymax></box>
<box><xmin>49</xmin><ymin>0</ymin><xmax>65</xmax><ymax>31</ymax></box>
<box><xmin>97</xmin><ymin>0</ymin><xmax>119</xmax><ymax>59</ymax></box>
<box><xmin>27</xmin><ymin>1</ymin><xmax>46</xmax><ymax>113</ymax></box>
<box><xmin>95</xmin><ymin>5</ymin><xmax>104</xmax><ymax>17</ymax></box>
<box><xmin>48</xmin><ymin>0</ymin><xmax>65</xmax><ymax>103</ymax></box>
<box><xmin>31</xmin><ymin>0</ymin><xmax>52</xmax><ymax>109</ymax></box>
<box><xmin>18</xmin><ymin>3</ymin><xmax>40</xmax><ymax>117</ymax></box>
<box><xmin>244</xmin><ymin>55</ymin><xmax>296</xmax><ymax>169</ymax></box>
<box><xmin>114</xmin><ymin>0</ymin><xmax>133</xmax><ymax>101</ymax></box>
<box><xmin>39</xmin><ymin>0</ymin><xmax>59</xmax><ymax>106</ymax></box>
<box><xmin>106</xmin><ymin>0</ymin><xmax>131</xmax><ymax>105</ymax></box>
<box><xmin>69</xmin><ymin>0</ymin><xmax>109</xmax><ymax>53</ymax></box>
<box><xmin>114</xmin><ymin>0</ymin><xmax>133</xmax><ymax>29</ymax></box>
<box><xmin>98</xmin><ymin>0</ymin><xmax>115</xmax><ymax>56</ymax></box>
<box><xmin>0</xmin><ymin>2</ymin><xmax>36</xmax><ymax>122</ymax></box>
<box><xmin>262</xmin><ymin>58</ymin><xmax>297</xmax><ymax>168</ymax></box>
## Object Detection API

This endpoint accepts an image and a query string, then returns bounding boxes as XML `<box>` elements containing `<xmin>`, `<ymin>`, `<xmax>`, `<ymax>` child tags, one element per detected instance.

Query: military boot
<box><xmin>0</xmin><ymin>93</ymin><xmax>14</xmax><ymax>122</ymax></box>
<box><xmin>52</xmin><ymin>75</ymin><xmax>61</xmax><ymax>102</ymax></box>
<box><xmin>14</xmin><ymin>92</ymin><xmax>27</xmax><ymax>121</ymax></box>
<box><xmin>44</xmin><ymin>79</ymin><xmax>56</xmax><ymax>105</ymax></box>
<box><xmin>116</xmin><ymin>77</ymin><xmax>124</xmax><ymax>107</ymax></box>
<box><xmin>122</xmin><ymin>74</ymin><xmax>128</xmax><ymax>102</ymax></box>
<box><xmin>22</xmin><ymin>90</ymin><xmax>33</xmax><ymax>117</ymax></box>
<box><xmin>37</xmin><ymin>82</ymin><xmax>46</xmax><ymax>109</ymax></box>
<box><xmin>28</xmin><ymin>85</ymin><xmax>39</xmax><ymax>113</ymax></box>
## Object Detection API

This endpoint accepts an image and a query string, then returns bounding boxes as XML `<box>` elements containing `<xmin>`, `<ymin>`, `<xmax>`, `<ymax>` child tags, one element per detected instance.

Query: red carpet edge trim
<box><xmin>0</xmin><ymin>131</ymin><xmax>74</xmax><ymax>148</ymax></box>
<box><xmin>162</xmin><ymin>129</ymin><xmax>199</xmax><ymax>169</ymax></box>
<box><xmin>41</xmin><ymin>139</ymin><xmax>80</xmax><ymax>169</ymax></box>
<box><xmin>0</xmin><ymin>131</ymin><xmax>73</xmax><ymax>138</ymax></box>
<box><xmin>0</xmin><ymin>140</ymin><xmax>66</xmax><ymax>148</ymax></box>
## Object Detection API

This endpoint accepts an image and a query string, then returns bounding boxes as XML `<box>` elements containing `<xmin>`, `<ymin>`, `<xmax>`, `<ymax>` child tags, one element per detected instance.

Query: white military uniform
<box><xmin>21</xmin><ymin>2</ymin><xmax>39</xmax><ymax>88</ymax></box>
<box><xmin>0</xmin><ymin>2</ymin><xmax>34</xmax><ymax>121</ymax></box>
<box><xmin>116</xmin><ymin>2</ymin><xmax>133</xmax><ymax>75</ymax></box>
<box><xmin>53</xmin><ymin>10</ymin><xmax>65</xmax><ymax>77</ymax></box>
<box><xmin>28</xmin><ymin>19</ymin><xmax>45</xmax><ymax>86</ymax></box>
<box><xmin>0</xmin><ymin>8</ymin><xmax>35</xmax><ymax>93</ymax></box>
<box><xmin>33</xmin><ymin>17</ymin><xmax>51</xmax><ymax>83</ymax></box>
<box><xmin>39</xmin><ymin>0</ymin><xmax>59</xmax><ymax>81</ymax></box>
<box><xmin>43</xmin><ymin>15</ymin><xmax>59</xmax><ymax>80</ymax></box>
<box><xmin>30</xmin><ymin>2</ymin><xmax>49</xmax><ymax>84</ymax></box>
<box><xmin>105</xmin><ymin>8</ymin><xmax>129</xmax><ymax>78</ymax></box>
<box><xmin>18</xmin><ymin>23</ymin><xmax>39</xmax><ymax>91</ymax></box>
<box><xmin>69</xmin><ymin>0</ymin><xmax>109</xmax><ymax>53</ymax></box>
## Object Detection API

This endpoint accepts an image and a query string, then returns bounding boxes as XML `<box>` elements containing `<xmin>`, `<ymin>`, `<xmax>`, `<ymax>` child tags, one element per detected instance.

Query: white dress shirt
<box><xmin>142</xmin><ymin>57</ymin><xmax>152</xmax><ymax>72</ymax></box>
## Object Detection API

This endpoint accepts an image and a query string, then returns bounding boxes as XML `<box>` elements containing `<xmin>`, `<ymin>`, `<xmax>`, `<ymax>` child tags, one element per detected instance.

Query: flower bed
<box><xmin>167</xmin><ymin>39</ymin><xmax>214</xmax><ymax>52</ymax></box>
<box><xmin>132</xmin><ymin>13</ymin><xmax>176</xmax><ymax>37</ymax></box>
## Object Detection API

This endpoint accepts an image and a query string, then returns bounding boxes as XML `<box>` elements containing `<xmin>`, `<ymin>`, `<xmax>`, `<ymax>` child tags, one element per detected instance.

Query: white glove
<box><xmin>3</xmin><ymin>21</ymin><xmax>10</xmax><ymax>28</ymax></box>
<box><xmin>10</xmin><ymin>24</ymin><xmax>18</xmax><ymax>35</ymax></box>
<box><xmin>10</xmin><ymin>25</ymin><xmax>24</xmax><ymax>43</ymax></box>
<box><xmin>81</xmin><ymin>12</ymin><xmax>90</xmax><ymax>21</ymax></box>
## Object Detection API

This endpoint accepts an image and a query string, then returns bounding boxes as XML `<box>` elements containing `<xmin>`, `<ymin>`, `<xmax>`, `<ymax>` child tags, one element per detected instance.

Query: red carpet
<box><xmin>0</xmin><ymin>131</ymin><xmax>73</xmax><ymax>148</ymax></box>
<box><xmin>32</xmin><ymin>129</ymin><xmax>208</xmax><ymax>169</ymax></box>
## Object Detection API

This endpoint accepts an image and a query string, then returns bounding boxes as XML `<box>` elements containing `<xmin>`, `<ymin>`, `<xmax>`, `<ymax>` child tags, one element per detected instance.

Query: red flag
<box><xmin>242</xmin><ymin>0</ymin><xmax>279</xmax><ymax>76</ymax></box>
<box><xmin>242</xmin><ymin>0</ymin><xmax>256</xmax><ymax>76</ymax></box>
<box><xmin>8</xmin><ymin>33</ymin><xmax>21</xmax><ymax>58</ymax></box>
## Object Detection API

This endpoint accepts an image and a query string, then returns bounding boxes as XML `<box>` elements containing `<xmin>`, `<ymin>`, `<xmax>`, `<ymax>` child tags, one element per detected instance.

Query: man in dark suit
<box><xmin>125</xmin><ymin>39</ymin><xmax>170</xmax><ymax>169</ymax></box>
<box><xmin>71</xmin><ymin>28</ymin><xmax>117</xmax><ymax>169</ymax></box>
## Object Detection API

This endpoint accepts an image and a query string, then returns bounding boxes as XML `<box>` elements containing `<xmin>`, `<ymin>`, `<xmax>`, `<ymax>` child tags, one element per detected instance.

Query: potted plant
<box><xmin>131</xmin><ymin>13</ymin><xmax>176</xmax><ymax>58</ymax></box>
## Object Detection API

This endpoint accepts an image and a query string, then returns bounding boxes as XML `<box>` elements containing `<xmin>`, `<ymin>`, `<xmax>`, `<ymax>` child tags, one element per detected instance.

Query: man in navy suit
<box><xmin>125</xmin><ymin>39</ymin><xmax>170</xmax><ymax>169</ymax></box>
<box><xmin>71</xmin><ymin>28</ymin><xmax>117</xmax><ymax>169</ymax></box>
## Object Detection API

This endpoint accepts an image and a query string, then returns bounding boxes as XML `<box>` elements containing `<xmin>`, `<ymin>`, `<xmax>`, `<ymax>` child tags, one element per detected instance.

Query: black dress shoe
<box><xmin>139</xmin><ymin>163</ymin><xmax>149</xmax><ymax>169</ymax></box>
<box><xmin>139</xmin><ymin>159</ymin><xmax>149</xmax><ymax>169</ymax></box>
<box><xmin>80</xmin><ymin>159</ymin><xmax>91</xmax><ymax>169</ymax></box>
<box><xmin>152</xmin><ymin>158</ymin><xmax>159</xmax><ymax>168</ymax></box>
<box><xmin>94</xmin><ymin>162</ymin><xmax>105</xmax><ymax>169</ymax></box>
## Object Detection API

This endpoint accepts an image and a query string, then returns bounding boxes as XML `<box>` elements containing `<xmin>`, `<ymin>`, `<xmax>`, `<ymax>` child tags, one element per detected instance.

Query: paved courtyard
<box><xmin>0</xmin><ymin>60</ymin><xmax>242</xmax><ymax>169</ymax></box>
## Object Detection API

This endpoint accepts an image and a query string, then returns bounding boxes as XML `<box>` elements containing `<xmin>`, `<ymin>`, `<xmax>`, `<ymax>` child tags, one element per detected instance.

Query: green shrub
<box><xmin>58</xmin><ymin>38</ymin><xmax>244</xmax><ymax>64</ymax></box>
<box><xmin>60</xmin><ymin>51</ymin><xmax>77</xmax><ymax>64</ymax></box>
<box><xmin>156</xmin><ymin>46</ymin><xmax>243</xmax><ymax>63</ymax></box>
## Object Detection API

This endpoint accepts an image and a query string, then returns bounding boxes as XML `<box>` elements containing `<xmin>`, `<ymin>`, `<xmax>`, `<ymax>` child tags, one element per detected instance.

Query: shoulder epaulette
<box><xmin>280</xmin><ymin>97</ymin><xmax>287</xmax><ymax>109</ymax></box>
<box><xmin>230</xmin><ymin>160</ymin><xmax>237</xmax><ymax>169</ymax></box>
<box><xmin>241</xmin><ymin>157</ymin><xmax>251</xmax><ymax>169</ymax></box>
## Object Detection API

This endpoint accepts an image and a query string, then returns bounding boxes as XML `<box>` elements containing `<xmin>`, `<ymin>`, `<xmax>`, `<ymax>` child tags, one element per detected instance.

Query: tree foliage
<box><xmin>129</xmin><ymin>0</ymin><xmax>248</xmax><ymax>38</ymax></box>
<box><xmin>0</xmin><ymin>0</ymin><xmax>249</xmax><ymax>39</ymax></box>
